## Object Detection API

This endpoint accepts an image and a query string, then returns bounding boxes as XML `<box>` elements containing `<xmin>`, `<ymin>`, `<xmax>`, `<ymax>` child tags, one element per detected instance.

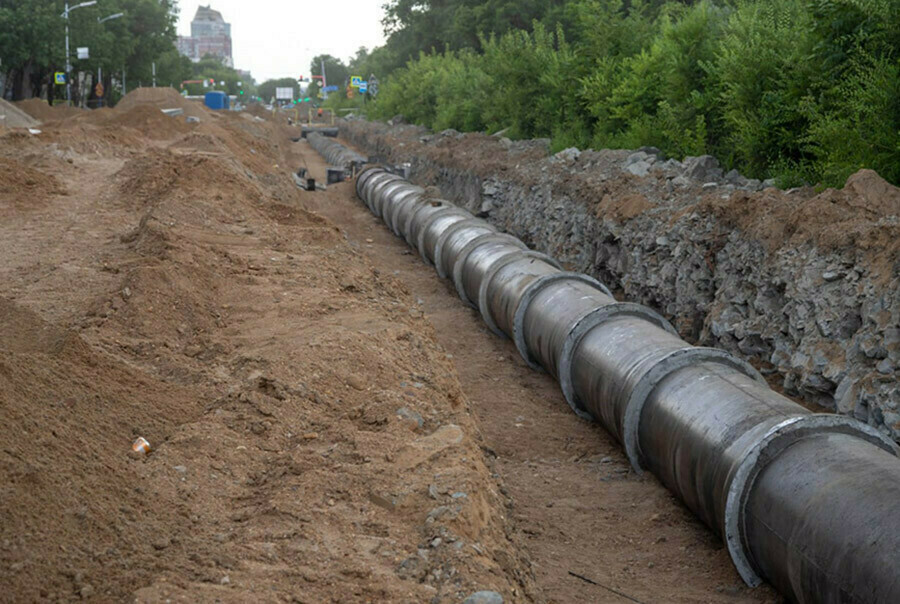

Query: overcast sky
<box><xmin>176</xmin><ymin>1</ymin><xmax>388</xmax><ymax>83</ymax></box>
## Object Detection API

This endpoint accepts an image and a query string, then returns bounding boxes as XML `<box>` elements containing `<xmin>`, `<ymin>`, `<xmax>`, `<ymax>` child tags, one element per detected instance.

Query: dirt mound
<box><xmin>168</xmin><ymin>131</ymin><xmax>227</xmax><ymax>154</ymax></box>
<box><xmin>0</xmin><ymin>98</ymin><xmax>39</xmax><ymax>128</ymax></box>
<box><xmin>117</xmin><ymin>87</ymin><xmax>209</xmax><ymax>119</ymax></box>
<box><xmin>0</xmin><ymin>157</ymin><xmax>65</xmax><ymax>213</ymax></box>
<box><xmin>105</xmin><ymin>104</ymin><xmax>192</xmax><ymax>139</ymax></box>
<box><xmin>703</xmin><ymin>169</ymin><xmax>900</xmax><ymax>264</ymax></box>
<box><xmin>115</xmin><ymin>148</ymin><xmax>262</xmax><ymax>208</ymax></box>
<box><xmin>15</xmin><ymin>98</ymin><xmax>83</xmax><ymax>121</ymax></box>
<box><xmin>0</xmin><ymin>298</ymin><xmax>203</xmax><ymax>601</ymax></box>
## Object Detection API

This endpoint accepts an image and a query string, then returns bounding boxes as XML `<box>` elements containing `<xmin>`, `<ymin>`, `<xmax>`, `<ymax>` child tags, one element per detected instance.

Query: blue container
<box><xmin>204</xmin><ymin>91</ymin><xmax>230</xmax><ymax>110</ymax></box>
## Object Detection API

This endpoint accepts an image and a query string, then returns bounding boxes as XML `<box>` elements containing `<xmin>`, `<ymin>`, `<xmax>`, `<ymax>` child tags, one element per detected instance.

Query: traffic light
<box><xmin>239</xmin><ymin>90</ymin><xmax>244</xmax><ymax>95</ymax></box>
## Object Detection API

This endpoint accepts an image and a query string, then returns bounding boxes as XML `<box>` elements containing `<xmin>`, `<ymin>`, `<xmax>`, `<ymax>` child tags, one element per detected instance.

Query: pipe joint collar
<box><xmin>478</xmin><ymin>250</ymin><xmax>562</xmax><ymax>338</ymax></box>
<box><xmin>559</xmin><ymin>303</ymin><xmax>678</xmax><ymax>420</ymax></box>
<box><xmin>623</xmin><ymin>347</ymin><xmax>766</xmax><ymax>472</ymax></box>
<box><xmin>452</xmin><ymin>233</ymin><xmax>527</xmax><ymax>306</ymax></box>
<box><xmin>434</xmin><ymin>218</ymin><xmax>496</xmax><ymax>279</ymax></box>
<box><xmin>723</xmin><ymin>413</ymin><xmax>899</xmax><ymax>587</ymax></box>
<box><xmin>513</xmin><ymin>273</ymin><xmax>614</xmax><ymax>372</ymax></box>
<box><xmin>415</xmin><ymin>206</ymin><xmax>470</xmax><ymax>264</ymax></box>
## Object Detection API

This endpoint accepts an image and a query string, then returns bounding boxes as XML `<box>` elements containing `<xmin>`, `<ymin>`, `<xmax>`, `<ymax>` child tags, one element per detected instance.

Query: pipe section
<box><xmin>316</xmin><ymin>147</ymin><xmax>900</xmax><ymax>604</ymax></box>
<box><xmin>306</xmin><ymin>132</ymin><xmax>367</xmax><ymax>170</ymax></box>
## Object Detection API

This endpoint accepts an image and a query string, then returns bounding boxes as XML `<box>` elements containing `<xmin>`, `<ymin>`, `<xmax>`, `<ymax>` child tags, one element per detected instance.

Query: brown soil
<box><xmin>0</xmin><ymin>101</ymin><xmax>532</xmax><ymax>602</ymax></box>
<box><xmin>116</xmin><ymin>87</ymin><xmax>210</xmax><ymax>120</ymax></box>
<box><xmin>0</xmin><ymin>156</ymin><xmax>65</xmax><ymax>213</ymax></box>
<box><xmin>16</xmin><ymin>98</ymin><xmax>84</xmax><ymax>122</ymax></box>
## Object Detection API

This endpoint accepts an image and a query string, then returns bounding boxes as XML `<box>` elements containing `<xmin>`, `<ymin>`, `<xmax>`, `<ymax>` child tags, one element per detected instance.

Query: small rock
<box><xmin>625</xmin><ymin>161</ymin><xmax>652</xmax><ymax>177</ymax></box>
<box><xmin>762</xmin><ymin>178</ymin><xmax>777</xmax><ymax>188</ymax></box>
<box><xmin>877</xmin><ymin>359</ymin><xmax>895</xmax><ymax>375</ymax></box>
<box><xmin>152</xmin><ymin>537</ymin><xmax>170</xmax><ymax>551</ymax></box>
<box><xmin>822</xmin><ymin>271</ymin><xmax>841</xmax><ymax>282</ymax></box>
<box><xmin>451</xmin><ymin>491</ymin><xmax>468</xmax><ymax>499</ymax></box>
<box><xmin>346</xmin><ymin>375</ymin><xmax>366</xmax><ymax>390</ymax></box>
<box><xmin>701</xmin><ymin>182</ymin><xmax>718</xmax><ymax>190</ymax></box>
<box><xmin>79</xmin><ymin>584</ymin><xmax>94</xmax><ymax>599</ymax></box>
<box><xmin>430</xmin><ymin>537</ymin><xmax>442</xmax><ymax>548</ymax></box>
<box><xmin>396</xmin><ymin>407</ymin><xmax>424</xmax><ymax>428</ymax></box>
<box><xmin>173</xmin><ymin>465</ymin><xmax>187</xmax><ymax>474</ymax></box>
<box><xmin>463</xmin><ymin>591</ymin><xmax>504</xmax><ymax>604</ymax></box>
<box><xmin>683</xmin><ymin>155</ymin><xmax>723</xmax><ymax>181</ymax></box>
<box><xmin>220</xmin><ymin>575</ymin><xmax>231</xmax><ymax>585</ymax></box>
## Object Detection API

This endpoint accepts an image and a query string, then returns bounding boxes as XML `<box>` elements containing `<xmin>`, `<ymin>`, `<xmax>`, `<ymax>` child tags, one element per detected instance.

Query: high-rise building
<box><xmin>176</xmin><ymin>5</ymin><xmax>233</xmax><ymax>67</ymax></box>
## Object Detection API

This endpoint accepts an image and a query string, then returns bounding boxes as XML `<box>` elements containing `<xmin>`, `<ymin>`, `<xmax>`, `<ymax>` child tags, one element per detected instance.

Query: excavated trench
<box><xmin>305</xmin><ymin>135</ymin><xmax>900</xmax><ymax>604</ymax></box>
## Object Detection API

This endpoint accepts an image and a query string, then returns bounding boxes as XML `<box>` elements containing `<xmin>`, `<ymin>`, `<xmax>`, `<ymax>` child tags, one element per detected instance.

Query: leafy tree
<box><xmin>257</xmin><ymin>77</ymin><xmax>301</xmax><ymax>103</ymax></box>
<box><xmin>0</xmin><ymin>0</ymin><xmax>189</xmax><ymax>103</ymax></box>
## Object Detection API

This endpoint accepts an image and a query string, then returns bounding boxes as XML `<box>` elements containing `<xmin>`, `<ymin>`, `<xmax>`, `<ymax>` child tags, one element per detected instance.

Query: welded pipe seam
<box><xmin>452</xmin><ymin>233</ymin><xmax>527</xmax><ymax>306</ymax></box>
<box><xmin>512</xmin><ymin>273</ymin><xmax>614</xmax><ymax>371</ymax></box>
<box><xmin>622</xmin><ymin>347</ymin><xmax>766</xmax><ymax>473</ymax></box>
<box><xmin>477</xmin><ymin>249</ymin><xmax>562</xmax><ymax>338</ymax></box>
<box><xmin>723</xmin><ymin>413</ymin><xmax>899</xmax><ymax>587</ymax></box>
<box><xmin>433</xmin><ymin>219</ymin><xmax>497</xmax><ymax>280</ymax></box>
<box><xmin>416</xmin><ymin>206</ymin><xmax>473</xmax><ymax>264</ymax></box>
<box><xmin>558</xmin><ymin>303</ymin><xmax>677</xmax><ymax>419</ymax></box>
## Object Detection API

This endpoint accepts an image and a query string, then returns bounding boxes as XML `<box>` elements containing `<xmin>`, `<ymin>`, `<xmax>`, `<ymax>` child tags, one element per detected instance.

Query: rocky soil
<box><xmin>340</xmin><ymin>119</ymin><xmax>900</xmax><ymax>441</ymax></box>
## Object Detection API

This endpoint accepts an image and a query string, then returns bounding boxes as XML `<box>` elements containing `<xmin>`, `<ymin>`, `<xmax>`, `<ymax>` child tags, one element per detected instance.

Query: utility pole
<box><xmin>61</xmin><ymin>1</ymin><xmax>98</xmax><ymax>105</ymax></box>
<box><xmin>152</xmin><ymin>62</ymin><xmax>156</xmax><ymax>87</ymax></box>
<box><xmin>320</xmin><ymin>57</ymin><xmax>328</xmax><ymax>100</ymax></box>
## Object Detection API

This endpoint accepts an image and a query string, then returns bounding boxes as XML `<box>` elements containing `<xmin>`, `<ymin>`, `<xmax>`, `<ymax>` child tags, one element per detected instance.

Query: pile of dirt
<box><xmin>115</xmin><ymin>148</ymin><xmax>261</xmax><ymax>209</ymax></box>
<box><xmin>703</xmin><ymin>169</ymin><xmax>900</xmax><ymax>260</ymax></box>
<box><xmin>0</xmin><ymin>297</ymin><xmax>203</xmax><ymax>601</ymax></box>
<box><xmin>0</xmin><ymin>157</ymin><xmax>65</xmax><ymax>212</ymax></box>
<box><xmin>168</xmin><ymin>131</ymin><xmax>227</xmax><ymax>154</ymax></box>
<box><xmin>15</xmin><ymin>98</ymin><xmax>83</xmax><ymax>122</ymax></box>
<box><xmin>104</xmin><ymin>105</ymin><xmax>192</xmax><ymax>140</ymax></box>
<box><xmin>116</xmin><ymin>87</ymin><xmax>209</xmax><ymax>119</ymax></box>
<box><xmin>0</xmin><ymin>99</ymin><xmax>39</xmax><ymax>128</ymax></box>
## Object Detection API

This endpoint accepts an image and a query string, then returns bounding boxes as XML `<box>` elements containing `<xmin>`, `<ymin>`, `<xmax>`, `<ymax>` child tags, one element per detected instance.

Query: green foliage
<box><xmin>803</xmin><ymin>53</ymin><xmax>900</xmax><ymax>186</ymax></box>
<box><xmin>183</xmin><ymin>55</ymin><xmax>252</xmax><ymax>97</ymax></box>
<box><xmin>0</xmin><ymin>0</ymin><xmax>188</xmax><ymax>101</ymax></box>
<box><xmin>257</xmin><ymin>77</ymin><xmax>301</xmax><ymax>103</ymax></box>
<box><xmin>368</xmin><ymin>0</ymin><xmax>900</xmax><ymax>186</ymax></box>
<box><xmin>707</xmin><ymin>0</ymin><xmax>818</xmax><ymax>177</ymax></box>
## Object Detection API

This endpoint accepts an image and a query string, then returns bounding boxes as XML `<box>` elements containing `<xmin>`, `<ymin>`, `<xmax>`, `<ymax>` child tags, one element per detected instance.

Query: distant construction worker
<box><xmin>317</xmin><ymin>107</ymin><xmax>323</xmax><ymax>118</ymax></box>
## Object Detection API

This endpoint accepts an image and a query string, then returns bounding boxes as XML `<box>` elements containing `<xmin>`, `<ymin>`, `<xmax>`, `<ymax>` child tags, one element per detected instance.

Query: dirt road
<box><xmin>298</xmin><ymin>140</ymin><xmax>779</xmax><ymax>604</ymax></box>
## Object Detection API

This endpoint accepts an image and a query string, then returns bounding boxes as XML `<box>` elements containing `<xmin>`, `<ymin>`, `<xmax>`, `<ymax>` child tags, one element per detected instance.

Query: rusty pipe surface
<box><xmin>327</xmin><ymin>155</ymin><xmax>900</xmax><ymax>604</ymax></box>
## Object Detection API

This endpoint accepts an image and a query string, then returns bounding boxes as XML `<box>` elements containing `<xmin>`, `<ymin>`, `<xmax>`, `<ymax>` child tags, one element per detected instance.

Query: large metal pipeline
<box><xmin>317</xmin><ymin>147</ymin><xmax>900</xmax><ymax>602</ymax></box>
<box><xmin>307</xmin><ymin>131</ymin><xmax>367</xmax><ymax>170</ymax></box>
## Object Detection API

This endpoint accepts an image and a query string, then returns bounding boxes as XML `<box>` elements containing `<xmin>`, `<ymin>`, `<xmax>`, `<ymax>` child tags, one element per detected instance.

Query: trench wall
<box><xmin>340</xmin><ymin>119</ymin><xmax>900</xmax><ymax>442</ymax></box>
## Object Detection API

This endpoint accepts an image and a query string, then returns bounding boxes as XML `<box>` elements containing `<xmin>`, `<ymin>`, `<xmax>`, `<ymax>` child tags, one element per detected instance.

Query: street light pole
<box><xmin>61</xmin><ymin>1</ymin><xmax>97</xmax><ymax>105</ymax></box>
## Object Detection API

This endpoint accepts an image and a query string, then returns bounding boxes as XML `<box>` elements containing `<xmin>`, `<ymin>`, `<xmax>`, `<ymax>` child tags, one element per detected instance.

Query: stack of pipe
<box><xmin>307</xmin><ymin>132</ymin><xmax>367</xmax><ymax>170</ymax></box>
<box><xmin>314</xmin><ymin>143</ymin><xmax>899</xmax><ymax>603</ymax></box>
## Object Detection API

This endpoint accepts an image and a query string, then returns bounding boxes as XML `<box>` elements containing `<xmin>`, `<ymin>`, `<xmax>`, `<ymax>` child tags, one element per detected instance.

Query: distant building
<box><xmin>176</xmin><ymin>5</ymin><xmax>233</xmax><ymax>67</ymax></box>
